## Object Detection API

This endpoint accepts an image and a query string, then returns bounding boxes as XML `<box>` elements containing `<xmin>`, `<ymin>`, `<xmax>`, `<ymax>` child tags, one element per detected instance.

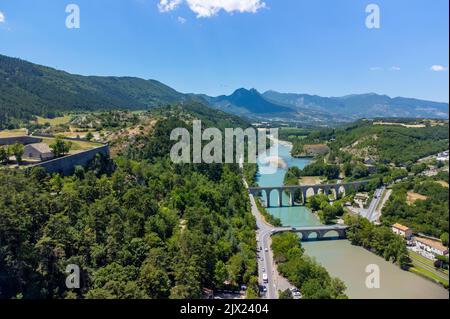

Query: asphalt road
<box><xmin>248</xmin><ymin>192</ymin><xmax>278</xmax><ymax>299</ymax></box>
<box><xmin>361</xmin><ymin>186</ymin><xmax>385</xmax><ymax>222</ymax></box>
<box><xmin>245</xmin><ymin>178</ymin><xmax>346</xmax><ymax>299</ymax></box>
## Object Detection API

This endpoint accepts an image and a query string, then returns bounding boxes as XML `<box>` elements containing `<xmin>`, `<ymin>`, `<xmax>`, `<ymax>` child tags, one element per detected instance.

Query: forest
<box><xmin>331</xmin><ymin>120</ymin><xmax>449</xmax><ymax>166</ymax></box>
<box><xmin>381</xmin><ymin>176</ymin><xmax>449</xmax><ymax>240</ymax></box>
<box><xmin>344</xmin><ymin>215</ymin><xmax>411</xmax><ymax>270</ymax></box>
<box><xmin>0</xmin><ymin>54</ymin><xmax>185</xmax><ymax>129</ymax></box>
<box><xmin>287</xmin><ymin>120</ymin><xmax>449</xmax><ymax>167</ymax></box>
<box><xmin>0</xmin><ymin>111</ymin><xmax>260</xmax><ymax>299</ymax></box>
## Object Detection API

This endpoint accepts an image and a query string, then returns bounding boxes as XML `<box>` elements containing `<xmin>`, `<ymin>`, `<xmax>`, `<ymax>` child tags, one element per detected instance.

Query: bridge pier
<box><xmin>333</xmin><ymin>186</ymin><xmax>340</xmax><ymax>200</ymax></box>
<box><xmin>278</xmin><ymin>190</ymin><xmax>283</xmax><ymax>207</ymax></box>
<box><xmin>302</xmin><ymin>189</ymin><xmax>308</xmax><ymax>205</ymax></box>
<box><xmin>297</xmin><ymin>229</ymin><xmax>347</xmax><ymax>241</ymax></box>
<box><xmin>249</xmin><ymin>181</ymin><xmax>368</xmax><ymax>208</ymax></box>
<box><xmin>322</xmin><ymin>186</ymin><xmax>331</xmax><ymax>199</ymax></box>
<box><xmin>265</xmin><ymin>189</ymin><xmax>271</xmax><ymax>207</ymax></box>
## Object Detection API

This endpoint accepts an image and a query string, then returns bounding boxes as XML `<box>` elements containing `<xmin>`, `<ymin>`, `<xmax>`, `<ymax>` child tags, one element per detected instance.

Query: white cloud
<box><xmin>0</xmin><ymin>11</ymin><xmax>5</xmax><ymax>23</ymax></box>
<box><xmin>158</xmin><ymin>0</ymin><xmax>183</xmax><ymax>13</ymax></box>
<box><xmin>158</xmin><ymin>0</ymin><xmax>266</xmax><ymax>18</ymax></box>
<box><xmin>177</xmin><ymin>16</ymin><xmax>187</xmax><ymax>24</ymax></box>
<box><xmin>370</xmin><ymin>67</ymin><xmax>381</xmax><ymax>71</ymax></box>
<box><xmin>390</xmin><ymin>66</ymin><xmax>401</xmax><ymax>71</ymax></box>
<box><xmin>430</xmin><ymin>65</ymin><xmax>448</xmax><ymax>72</ymax></box>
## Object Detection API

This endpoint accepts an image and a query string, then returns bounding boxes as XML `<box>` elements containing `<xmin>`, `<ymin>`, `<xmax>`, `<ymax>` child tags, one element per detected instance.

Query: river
<box><xmin>256</xmin><ymin>140</ymin><xmax>449</xmax><ymax>299</ymax></box>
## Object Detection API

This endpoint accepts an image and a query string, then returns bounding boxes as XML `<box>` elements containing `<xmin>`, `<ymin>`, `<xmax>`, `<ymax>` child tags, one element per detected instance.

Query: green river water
<box><xmin>257</xmin><ymin>141</ymin><xmax>448</xmax><ymax>299</ymax></box>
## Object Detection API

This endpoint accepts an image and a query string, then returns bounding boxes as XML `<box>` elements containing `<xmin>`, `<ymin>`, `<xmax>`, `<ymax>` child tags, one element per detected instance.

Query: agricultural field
<box><xmin>40</xmin><ymin>137</ymin><xmax>102</xmax><ymax>154</ymax></box>
<box><xmin>406</xmin><ymin>191</ymin><xmax>429</xmax><ymax>205</ymax></box>
<box><xmin>0</xmin><ymin>128</ymin><xmax>28</xmax><ymax>137</ymax></box>
<box><xmin>35</xmin><ymin>115</ymin><xmax>72</xmax><ymax>126</ymax></box>
<box><xmin>299</xmin><ymin>176</ymin><xmax>323</xmax><ymax>185</ymax></box>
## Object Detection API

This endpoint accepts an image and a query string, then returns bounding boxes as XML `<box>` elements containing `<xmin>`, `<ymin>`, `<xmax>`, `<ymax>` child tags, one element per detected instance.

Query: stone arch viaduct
<box><xmin>249</xmin><ymin>181</ymin><xmax>369</xmax><ymax>207</ymax></box>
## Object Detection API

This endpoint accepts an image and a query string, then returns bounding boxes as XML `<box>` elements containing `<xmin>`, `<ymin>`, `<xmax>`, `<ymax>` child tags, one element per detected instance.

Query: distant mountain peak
<box><xmin>212</xmin><ymin>88</ymin><xmax>292</xmax><ymax>114</ymax></box>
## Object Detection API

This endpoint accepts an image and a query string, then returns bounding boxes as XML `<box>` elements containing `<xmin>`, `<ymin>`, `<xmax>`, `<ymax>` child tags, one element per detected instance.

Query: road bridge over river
<box><xmin>249</xmin><ymin>181</ymin><xmax>369</xmax><ymax>207</ymax></box>
<box><xmin>273</xmin><ymin>225</ymin><xmax>348</xmax><ymax>241</ymax></box>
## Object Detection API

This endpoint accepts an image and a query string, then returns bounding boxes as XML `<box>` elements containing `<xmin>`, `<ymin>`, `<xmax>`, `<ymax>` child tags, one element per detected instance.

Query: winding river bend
<box><xmin>257</xmin><ymin>141</ymin><xmax>448</xmax><ymax>299</ymax></box>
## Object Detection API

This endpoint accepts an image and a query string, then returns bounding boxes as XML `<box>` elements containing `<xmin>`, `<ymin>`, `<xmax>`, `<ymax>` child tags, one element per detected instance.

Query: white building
<box><xmin>413</xmin><ymin>237</ymin><xmax>449</xmax><ymax>257</ymax></box>
<box><xmin>392</xmin><ymin>223</ymin><xmax>413</xmax><ymax>240</ymax></box>
<box><xmin>437</xmin><ymin>150</ymin><xmax>449</xmax><ymax>162</ymax></box>
<box><xmin>24</xmin><ymin>143</ymin><xmax>54</xmax><ymax>161</ymax></box>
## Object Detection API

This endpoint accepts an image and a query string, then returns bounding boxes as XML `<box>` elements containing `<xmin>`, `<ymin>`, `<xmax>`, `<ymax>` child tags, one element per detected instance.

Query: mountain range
<box><xmin>0</xmin><ymin>53</ymin><xmax>448</xmax><ymax>128</ymax></box>
<box><xmin>203</xmin><ymin>89</ymin><xmax>449</xmax><ymax>123</ymax></box>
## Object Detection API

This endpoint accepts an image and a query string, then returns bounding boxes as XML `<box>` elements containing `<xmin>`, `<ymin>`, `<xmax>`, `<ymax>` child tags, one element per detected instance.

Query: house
<box><xmin>392</xmin><ymin>223</ymin><xmax>413</xmax><ymax>240</ymax></box>
<box><xmin>437</xmin><ymin>150</ymin><xmax>449</xmax><ymax>162</ymax></box>
<box><xmin>24</xmin><ymin>143</ymin><xmax>54</xmax><ymax>161</ymax></box>
<box><xmin>354</xmin><ymin>193</ymin><xmax>369</xmax><ymax>208</ymax></box>
<box><xmin>413</xmin><ymin>237</ymin><xmax>449</xmax><ymax>257</ymax></box>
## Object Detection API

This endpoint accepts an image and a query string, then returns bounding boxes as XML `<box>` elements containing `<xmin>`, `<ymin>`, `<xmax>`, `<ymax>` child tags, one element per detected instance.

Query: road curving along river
<box><xmin>256</xmin><ymin>140</ymin><xmax>448</xmax><ymax>299</ymax></box>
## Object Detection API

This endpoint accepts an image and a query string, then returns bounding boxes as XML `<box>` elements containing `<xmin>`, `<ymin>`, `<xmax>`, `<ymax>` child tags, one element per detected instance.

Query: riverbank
<box><xmin>255</xmin><ymin>139</ymin><xmax>449</xmax><ymax>299</ymax></box>
<box><xmin>303</xmin><ymin>240</ymin><xmax>448</xmax><ymax>299</ymax></box>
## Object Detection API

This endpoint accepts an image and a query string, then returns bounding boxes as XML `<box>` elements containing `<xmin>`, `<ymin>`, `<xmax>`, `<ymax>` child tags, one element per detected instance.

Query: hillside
<box><xmin>1</xmin><ymin>53</ymin><xmax>448</xmax><ymax>129</ymax></box>
<box><xmin>0</xmin><ymin>54</ymin><xmax>186</xmax><ymax>128</ymax></box>
<box><xmin>203</xmin><ymin>88</ymin><xmax>351</xmax><ymax>124</ymax></box>
<box><xmin>0</xmin><ymin>103</ymin><xmax>259</xmax><ymax>299</ymax></box>
<box><xmin>263</xmin><ymin>91</ymin><xmax>449</xmax><ymax>120</ymax></box>
<box><xmin>209</xmin><ymin>88</ymin><xmax>292</xmax><ymax>114</ymax></box>
<box><xmin>332</xmin><ymin>120</ymin><xmax>449</xmax><ymax>165</ymax></box>
<box><xmin>204</xmin><ymin>88</ymin><xmax>449</xmax><ymax>124</ymax></box>
<box><xmin>288</xmin><ymin>119</ymin><xmax>449</xmax><ymax>166</ymax></box>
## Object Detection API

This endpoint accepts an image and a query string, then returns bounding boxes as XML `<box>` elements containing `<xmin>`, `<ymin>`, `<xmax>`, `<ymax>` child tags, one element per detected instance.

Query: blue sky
<box><xmin>0</xmin><ymin>0</ymin><xmax>448</xmax><ymax>102</ymax></box>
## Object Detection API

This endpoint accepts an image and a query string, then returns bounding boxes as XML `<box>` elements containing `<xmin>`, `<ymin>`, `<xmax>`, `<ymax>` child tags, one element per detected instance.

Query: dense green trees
<box><xmin>10</xmin><ymin>143</ymin><xmax>25</xmax><ymax>164</ymax></box>
<box><xmin>331</xmin><ymin>120</ymin><xmax>449</xmax><ymax>166</ymax></box>
<box><xmin>0</xmin><ymin>143</ymin><xmax>26</xmax><ymax>165</ymax></box>
<box><xmin>283</xmin><ymin>167</ymin><xmax>303</xmax><ymax>203</ymax></box>
<box><xmin>271</xmin><ymin>232</ymin><xmax>347</xmax><ymax>299</ymax></box>
<box><xmin>85</xmin><ymin>132</ymin><xmax>94</xmax><ymax>141</ymax></box>
<box><xmin>278</xmin><ymin>289</ymin><xmax>293</xmax><ymax>299</ymax></box>
<box><xmin>0</xmin><ymin>114</ymin><xmax>258</xmax><ymax>299</ymax></box>
<box><xmin>288</xmin><ymin>120</ymin><xmax>448</xmax><ymax>172</ymax></box>
<box><xmin>0</xmin><ymin>54</ymin><xmax>184</xmax><ymax>129</ymax></box>
<box><xmin>382</xmin><ymin>178</ymin><xmax>449</xmax><ymax>238</ymax></box>
<box><xmin>306</xmin><ymin>194</ymin><xmax>345</xmax><ymax>224</ymax></box>
<box><xmin>50</xmin><ymin>137</ymin><xmax>72</xmax><ymax>157</ymax></box>
<box><xmin>283</xmin><ymin>166</ymin><xmax>302</xmax><ymax>186</ymax></box>
<box><xmin>0</xmin><ymin>147</ymin><xmax>9</xmax><ymax>164</ymax></box>
<box><xmin>344</xmin><ymin>215</ymin><xmax>411</xmax><ymax>269</ymax></box>
<box><xmin>300</xmin><ymin>160</ymin><xmax>340</xmax><ymax>180</ymax></box>
<box><xmin>0</xmin><ymin>158</ymin><xmax>256</xmax><ymax>299</ymax></box>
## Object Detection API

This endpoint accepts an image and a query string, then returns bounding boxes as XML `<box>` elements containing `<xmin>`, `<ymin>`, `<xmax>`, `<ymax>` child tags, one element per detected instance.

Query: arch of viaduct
<box><xmin>249</xmin><ymin>181</ymin><xmax>368</xmax><ymax>207</ymax></box>
<box><xmin>273</xmin><ymin>225</ymin><xmax>349</xmax><ymax>241</ymax></box>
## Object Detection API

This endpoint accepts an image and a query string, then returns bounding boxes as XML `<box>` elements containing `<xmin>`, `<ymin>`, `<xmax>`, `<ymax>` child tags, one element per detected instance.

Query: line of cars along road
<box><xmin>257</xmin><ymin>239</ymin><xmax>269</xmax><ymax>296</ymax></box>
<box><xmin>256</xmin><ymin>232</ymin><xmax>302</xmax><ymax>299</ymax></box>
